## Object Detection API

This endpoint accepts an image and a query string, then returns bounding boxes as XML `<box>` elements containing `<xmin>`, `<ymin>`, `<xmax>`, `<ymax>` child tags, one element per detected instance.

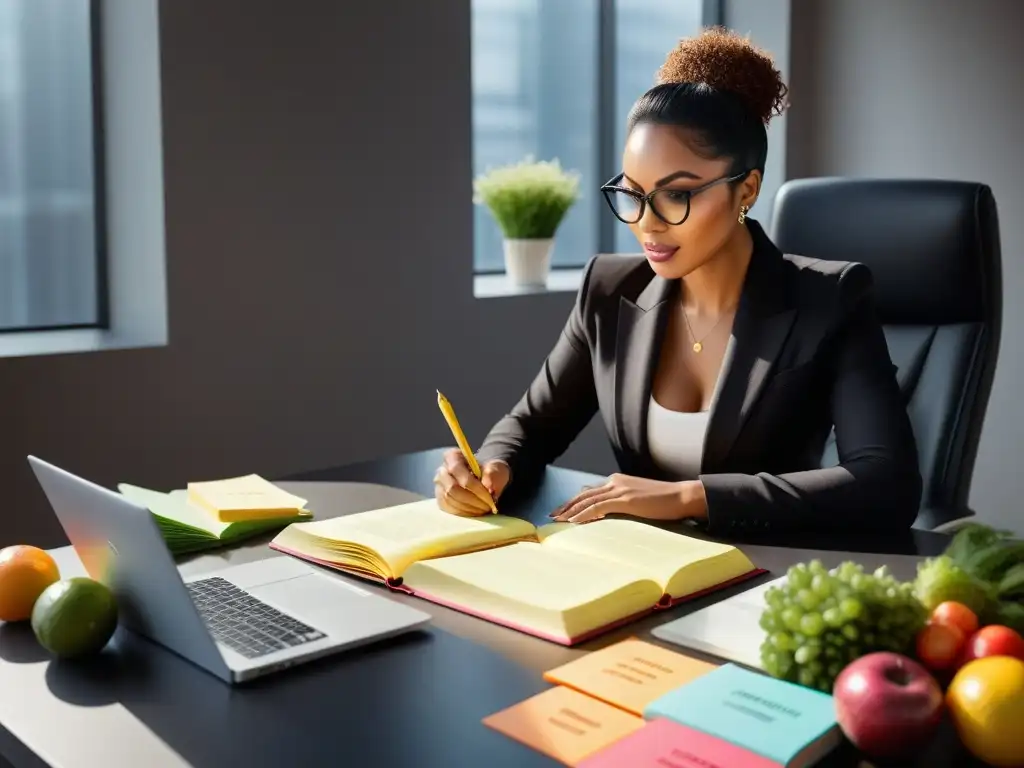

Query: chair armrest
<box><xmin>917</xmin><ymin>506</ymin><xmax>977</xmax><ymax>533</ymax></box>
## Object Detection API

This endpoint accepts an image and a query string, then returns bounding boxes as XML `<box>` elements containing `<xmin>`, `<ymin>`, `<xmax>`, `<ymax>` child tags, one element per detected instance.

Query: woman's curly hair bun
<box><xmin>656</xmin><ymin>27</ymin><xmax>789</xmax><ymax>125</ymax></box>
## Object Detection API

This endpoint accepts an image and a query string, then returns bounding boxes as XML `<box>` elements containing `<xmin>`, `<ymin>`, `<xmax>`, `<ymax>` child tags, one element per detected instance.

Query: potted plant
<box><xmin>473</xmin><ymin>157</ymin><xmax>581</xmax><ymax>287</ymax></box>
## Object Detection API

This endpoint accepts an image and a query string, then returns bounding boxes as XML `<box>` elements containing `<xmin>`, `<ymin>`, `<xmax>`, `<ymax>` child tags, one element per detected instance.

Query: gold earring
<box><xmin>738</xmin><ymin>205</ymin><xmax>749</xmax><ymax>224</ymax></box>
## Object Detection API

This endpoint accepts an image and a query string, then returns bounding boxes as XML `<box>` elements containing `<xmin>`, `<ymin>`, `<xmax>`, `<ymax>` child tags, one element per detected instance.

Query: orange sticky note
<box><xmin>544</xmin><ymin>638</ymin><xmax>718</xmax><ymax>716</ymax></box>
<box><xmin>483</xmin><ymin>685</ymin><xmax>644</xmax><ymax>767</ymax></box>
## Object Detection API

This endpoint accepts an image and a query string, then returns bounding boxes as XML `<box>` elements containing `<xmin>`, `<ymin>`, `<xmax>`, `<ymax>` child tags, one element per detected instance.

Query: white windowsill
<box><xmin>474</xmin><ymin>267</ymin><xmax>585</xmax><ymax>299</ymax></box>
<box><xmin>0</xmin><ymin>328</ymin><xmax>165</xmax><ymax>359</ymax></box>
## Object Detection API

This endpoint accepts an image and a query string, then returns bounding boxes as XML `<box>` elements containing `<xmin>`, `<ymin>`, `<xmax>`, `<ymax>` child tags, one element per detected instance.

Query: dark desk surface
<box><xmin>0</xmin><ymin>450</ymin><xmax>967</xmax><ymax>768</ymax></box>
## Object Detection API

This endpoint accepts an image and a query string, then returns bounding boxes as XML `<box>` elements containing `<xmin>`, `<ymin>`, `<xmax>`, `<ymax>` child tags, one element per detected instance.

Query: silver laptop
<box><xmin>28</xmin><ymin>456</ymin><xmax>431</xmax><ymax>684</ymax></box>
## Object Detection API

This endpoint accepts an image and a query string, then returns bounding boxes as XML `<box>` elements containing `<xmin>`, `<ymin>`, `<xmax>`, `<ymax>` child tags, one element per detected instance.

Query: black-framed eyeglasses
<box><xmin>600</xmin><ymin>170</ymin><xmax>749</xmax><ymax>226</ymax></box>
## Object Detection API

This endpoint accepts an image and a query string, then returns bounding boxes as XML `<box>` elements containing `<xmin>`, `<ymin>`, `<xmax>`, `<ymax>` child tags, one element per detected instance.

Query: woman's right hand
<box><xmin>433</xmin><ymin>448</ymin><xmax>511</xmax><ymax>516</ymax></box>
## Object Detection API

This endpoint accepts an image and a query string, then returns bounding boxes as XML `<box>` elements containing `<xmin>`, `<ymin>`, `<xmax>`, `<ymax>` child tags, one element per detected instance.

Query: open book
<box><xmin>120</xmin><ymin>484</ymin><xmax>312</xmax><ymax>555</ymax></box>
<box><xmin>269</xmin><ymin>500</ymin><xmax>763</xmax><ymax>645</ymax></box>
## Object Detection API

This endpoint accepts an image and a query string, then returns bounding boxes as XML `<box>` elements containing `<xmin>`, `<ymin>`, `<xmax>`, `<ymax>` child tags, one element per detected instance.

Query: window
<box><xmin>613</xmin><ymin>0</ymin><xmax>707</xmax><ymax>254</ymax></box>
<box><xmin>0</xmin><ymin>0</ymin><xmax>104</xmax><ymax>332</ymax></box>
<box><xmin>471</xmin><ymin>0</ymin><xmax>599</xmax><ymax>274</ymax></box>
<box><xmin>471</xmin><ymin>0</ymin><xmax>708</xmax><ymax>273</ymax></box>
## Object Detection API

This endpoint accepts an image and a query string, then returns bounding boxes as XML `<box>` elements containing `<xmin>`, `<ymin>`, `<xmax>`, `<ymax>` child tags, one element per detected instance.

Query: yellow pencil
<box><xmin>436</xmin><ymin>390</ymin><xmax>498</xmax><ymax>513</ymax></box>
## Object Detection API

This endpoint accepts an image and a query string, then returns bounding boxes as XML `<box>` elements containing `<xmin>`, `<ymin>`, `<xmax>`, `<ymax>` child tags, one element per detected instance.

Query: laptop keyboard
<box><xmin>187</xmin><ymin>576</ymin><xmax>327</xmax><ymax>659</ymax></box>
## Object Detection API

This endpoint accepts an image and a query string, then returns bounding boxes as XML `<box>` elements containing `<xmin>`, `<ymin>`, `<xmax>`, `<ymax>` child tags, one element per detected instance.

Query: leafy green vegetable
<box><xmin>998</xmin><ymin>563</ymin><xmax>1024</xmax><ymax>598</ymax></box>
<box><xmin>913</xmin><ymin>555</ymin><xmax>998</xmax><ymax>617</ymax></box>
<box><xmin>962</xmin><ymin>541</ymin><xmax>1024</xmax><ymax>583</ymax></box>
<box><xmin>996</xmin><ymin>601</ymin><xmax>1024</xmax><ymax>634</ymax></box>
<box><xmin>944</xmin><ymin>523</ymin><xmax>1011</xmax><ymax>566</ymax></box>
<box><xmin>914</xmin><ymin>523</ymin><xmax>1024</xmax><ymax>630</ymax></box>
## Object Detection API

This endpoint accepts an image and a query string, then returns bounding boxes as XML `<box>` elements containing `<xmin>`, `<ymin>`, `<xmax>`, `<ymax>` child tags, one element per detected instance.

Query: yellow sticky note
<box><xmin>187</xmin><ymin>474</ymin><xmax>308</xmax><ymax>522</ymax></box>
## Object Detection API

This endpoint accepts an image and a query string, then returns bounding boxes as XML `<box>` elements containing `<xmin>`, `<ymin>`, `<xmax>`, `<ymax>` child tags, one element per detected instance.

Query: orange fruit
<box><xmin>947</xmin><ymin>656</ymin><xmax>1024</xmax><ymax>766</ymax></box>
<box><xmin>0</xmin><ymin>545</ymin><xmax>61</xmax><ymax>622</ymax></box>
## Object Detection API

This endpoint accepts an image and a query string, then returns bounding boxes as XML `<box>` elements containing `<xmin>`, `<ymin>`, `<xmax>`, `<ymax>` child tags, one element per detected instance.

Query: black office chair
<box><xmin>770</xmin><ymin>178</ymin><xmax>1002</xmax><ymax>531</ymax></box>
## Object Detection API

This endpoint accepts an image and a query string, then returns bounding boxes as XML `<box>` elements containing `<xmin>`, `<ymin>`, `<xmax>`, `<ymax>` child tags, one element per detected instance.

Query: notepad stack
<box><xmin>187</xmin><ymin>474</ymin><xmax>310</xmax><ymax>522</ymax></box>
<box><xmin>120</xmin><ymin>475</ymin><xmax>313</xmax><ymax>555</ymax></box>
<box><xmin>483</xmin><ymin>639</ymin><xmax>843</xmax><ymax>767</ymax></box>
<box><xmin>589</xmin><ymin>660</ymin><xmax>840</xmax><ymax>768</ymax></box>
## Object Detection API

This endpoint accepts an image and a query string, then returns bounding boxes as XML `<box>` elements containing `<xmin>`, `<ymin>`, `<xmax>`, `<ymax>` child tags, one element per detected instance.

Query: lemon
<box><xmin>947</xmin><ymin>655</ymin><xmax>1024</xmax><ymax>766</ymax></box>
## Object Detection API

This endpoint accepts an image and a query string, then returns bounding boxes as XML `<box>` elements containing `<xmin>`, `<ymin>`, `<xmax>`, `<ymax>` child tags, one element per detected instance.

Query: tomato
<box><xmin>960</xmin><ymin>625</ymin><xmax>1024</xmax><ymax>666</ymax></box>
<box><xmin>931</xmin><ymin>601</ymin><xmax>979</xmax><ymax>636</ymax></box>
<box><xmin>916</xmin><ymin>622</ymin><xmax>966</xmax><ymax>671</ymax></box>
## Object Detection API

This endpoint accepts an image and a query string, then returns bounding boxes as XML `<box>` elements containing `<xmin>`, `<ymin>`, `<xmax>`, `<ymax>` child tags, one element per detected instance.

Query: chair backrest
<box><xmin>770</xmin><ymin>178</ymin><xmax>1002</xmax><ymax>529</ymax></box>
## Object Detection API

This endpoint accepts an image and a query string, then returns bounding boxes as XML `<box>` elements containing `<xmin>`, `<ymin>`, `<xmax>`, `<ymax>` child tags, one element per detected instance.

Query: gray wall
<box><xmin>0</xmin><ymin>0</ymin><xmax>616</xmax><ymax>548</ymax></box>
<box><xmin>787</xmin><ymin>0</ymin><xmax>1024</xmax><ymax>529</ymax></box>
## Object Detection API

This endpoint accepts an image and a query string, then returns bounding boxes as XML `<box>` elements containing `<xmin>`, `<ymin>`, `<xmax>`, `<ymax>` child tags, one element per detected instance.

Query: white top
<box><xmin>647</xmin><ymin>396</ymin><xmax>710</xmax><ymax>480</ymax></box>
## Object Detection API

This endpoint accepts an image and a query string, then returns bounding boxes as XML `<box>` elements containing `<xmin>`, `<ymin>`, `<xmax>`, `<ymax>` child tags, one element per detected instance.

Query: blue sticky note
<box><xmin>643</xmin><ymin>664</ymin><xmax>839</xmax><ymax>767</ymax></box>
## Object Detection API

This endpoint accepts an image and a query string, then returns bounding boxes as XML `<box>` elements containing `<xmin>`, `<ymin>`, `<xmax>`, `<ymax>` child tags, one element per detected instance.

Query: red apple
<box><xmin>832</xmin><ymin>652</ymin><xmax>944</xmax><ymax>759</ymax></box>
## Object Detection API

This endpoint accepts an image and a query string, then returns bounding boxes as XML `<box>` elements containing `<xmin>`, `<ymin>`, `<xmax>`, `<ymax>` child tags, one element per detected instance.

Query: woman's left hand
<box><xmin>549</xmin><ymin>474</ymin><xmax>708</xmax><ymax>524</ymax></box>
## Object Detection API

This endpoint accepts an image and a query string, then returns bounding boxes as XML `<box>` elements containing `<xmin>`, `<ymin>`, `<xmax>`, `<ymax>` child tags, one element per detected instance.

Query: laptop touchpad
<box><xmin>249</xmin><ymin>572</ymin><xmax>375</xmax><ymax>627</ymax></box>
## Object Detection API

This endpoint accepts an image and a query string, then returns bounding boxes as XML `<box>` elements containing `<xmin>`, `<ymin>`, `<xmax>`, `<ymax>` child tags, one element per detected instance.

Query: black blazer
<box><xmin>477</xmin><ymin>220</ymin><xmax>923</xmax><ymax>535</ymax></box>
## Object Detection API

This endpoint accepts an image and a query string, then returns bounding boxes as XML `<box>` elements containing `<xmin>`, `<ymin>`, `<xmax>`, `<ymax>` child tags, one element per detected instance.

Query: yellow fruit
<box><xmin>947</xmin><ymin>656</ymin><xmax>1024</xmax><ymax>766</ymax></box>
<box><xmin>0</xmin><ymin>545</ymin><xmax>61</xmax><ymax>622</ymax></box>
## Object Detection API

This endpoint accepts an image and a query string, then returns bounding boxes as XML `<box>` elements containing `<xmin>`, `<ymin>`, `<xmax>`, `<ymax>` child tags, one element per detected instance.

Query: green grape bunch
<box><xmin>759</xmin><ymin>560</ymin><xmax>928</xmax><ymax>693</ymax></box>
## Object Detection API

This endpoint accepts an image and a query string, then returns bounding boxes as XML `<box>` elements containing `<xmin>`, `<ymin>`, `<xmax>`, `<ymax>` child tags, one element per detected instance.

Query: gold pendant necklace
<box><xmin>682</xmin><ymin>305</ymin><xmax>733</xmax><ymax>354</ymax></box>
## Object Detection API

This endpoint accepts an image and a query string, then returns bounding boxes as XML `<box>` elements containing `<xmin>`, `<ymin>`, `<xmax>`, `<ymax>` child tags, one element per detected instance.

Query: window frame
<box><xmin>471</xmin><ymin>0</ymin><xmax>723</xmax><ymax>276</ymax></box>
<box><xmin>89</xmin><ymin>0</ymin><xmax>111</xmax><ymax>330</ymax></box>
<box><xmin>0</xmin><ymin>0</ymin><xmax>110</xmax><ymax>335</ymax></box>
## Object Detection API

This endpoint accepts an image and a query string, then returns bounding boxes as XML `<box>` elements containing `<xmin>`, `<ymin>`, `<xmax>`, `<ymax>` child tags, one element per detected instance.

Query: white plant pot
<box><xmin>503</xmin><ymin>238</ymin><xmax>554</xmax><ymax>287</ymax></box>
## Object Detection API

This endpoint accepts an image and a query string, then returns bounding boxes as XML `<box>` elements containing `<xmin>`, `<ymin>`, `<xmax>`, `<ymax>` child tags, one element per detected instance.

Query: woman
<box><xmin>435</xmin><ymin>29</ymin><xmax>922</xmax><ymax>533</ymax></box>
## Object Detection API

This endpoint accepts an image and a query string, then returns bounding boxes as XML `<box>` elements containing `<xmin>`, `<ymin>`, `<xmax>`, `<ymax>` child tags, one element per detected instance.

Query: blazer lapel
<box><xmin>702</xmin><ymin>222</ymin><xmax>797</xmax><ymax>472</ymax></box>
<box><xmin>613</xmin><ymin>273</ymin><xmax>677</xmax><ymax>465</ymax></box>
